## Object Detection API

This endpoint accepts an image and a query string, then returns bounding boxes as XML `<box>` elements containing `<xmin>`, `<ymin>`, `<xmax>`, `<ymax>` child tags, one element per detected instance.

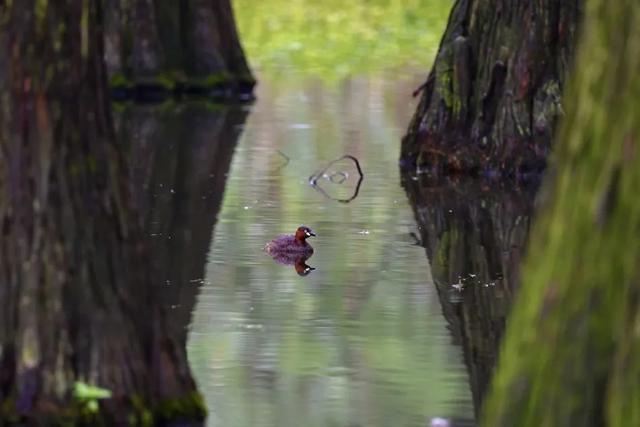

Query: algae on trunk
<box><xmin>104</xmin><ymin>0</ymin><xmax>255</xmax><ymax>99</ymax></box>
<box><xmin>482</xmin><ymin>1</ymin><xmax>640</xmax><ymax>425</ymax></box>
<box><xmin>401</xmin><ymin>0</ymin><xmax>581</xmax><ymax>176</ymax></box>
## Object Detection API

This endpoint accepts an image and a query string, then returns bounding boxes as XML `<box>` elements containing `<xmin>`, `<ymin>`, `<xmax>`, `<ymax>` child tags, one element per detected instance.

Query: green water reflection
<box><xmin>186</xmin><ymin>72</ymin><xmax>473</xmax><ymax>426</ymax></box>
<box><xmin>233</xmin><ymin>0</ymin><xmax>453</xmax><ymax>81</ymax></box>
<box><xmin>183</xmin><ymin>1</ymin><xmax>473</xmax><ymax>425</ymax></box>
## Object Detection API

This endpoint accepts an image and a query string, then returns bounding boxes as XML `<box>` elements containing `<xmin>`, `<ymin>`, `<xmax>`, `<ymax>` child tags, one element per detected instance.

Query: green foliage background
<box><xmin>233</xmin><ymin>0</ymin><xmax>452</xmax><ymax>80</ymax></box>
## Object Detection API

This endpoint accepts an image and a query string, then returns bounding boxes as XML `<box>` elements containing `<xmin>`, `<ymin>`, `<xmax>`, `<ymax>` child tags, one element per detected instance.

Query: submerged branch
<box><xmin>309</xmin><ymin>155</ymin><xmax>364</xmax><ymax>203</ymax></box>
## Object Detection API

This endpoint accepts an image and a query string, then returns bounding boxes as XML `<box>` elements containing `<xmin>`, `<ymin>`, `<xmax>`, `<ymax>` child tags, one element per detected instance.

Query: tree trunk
<box><xmin>401</xmin><ymin>0</ymin><xmax>581</xmax><ymax>177</ymax></box>
<box><xmin>0</xmin><ymin>1</ymin><xmax>203</xmax><ymax>423</ymax></box>
<box><xmin>482</xmin><ymin>1</ymin><xmax>640</xmax><ymax>425</ymax></box>
<box><xmin>403</xmin><ymin>176</ymin><xmax>536</xmax><ymax>419</ymax></box>
<box><xmin>104</xmin><ymin>0</ymin><xmax>255</xmax><ymax>101</ymax></box>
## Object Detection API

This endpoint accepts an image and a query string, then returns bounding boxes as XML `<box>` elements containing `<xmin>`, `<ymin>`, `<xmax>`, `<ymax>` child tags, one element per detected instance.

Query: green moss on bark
<box><xmin>156</xmin><ymin>392</ymin><xmax>207</xmax><ymax>421</ymax></box>
<box><xmin>401</xmin><ymin>1</ymin><xmax>581</xmax><ymax>175</ymax></box>
<box><xmin>0</xmin><ymin>392</ymin><xmax>206</xmax><ymax>426</ymax></box>
<box><xmin>482</xmin><ymin>1</ymin><xmax>640</xmax><ymax>425</ymax></box>
<box><xmin>104</xmin><ymin>0</ymin><xmax>254</xmax><ymax>98</ymax></box>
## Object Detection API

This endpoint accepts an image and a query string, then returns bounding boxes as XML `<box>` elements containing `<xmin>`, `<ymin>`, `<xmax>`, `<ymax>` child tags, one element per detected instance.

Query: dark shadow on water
<box><xmin>402</xmin><ymin>173</ymin><xmax>540</xmax><ymax>420</ymax></box>
<box><xmin>114</xmin><ymin>102</ymin><xmax>249</xmax><ymax>344</ymax></box>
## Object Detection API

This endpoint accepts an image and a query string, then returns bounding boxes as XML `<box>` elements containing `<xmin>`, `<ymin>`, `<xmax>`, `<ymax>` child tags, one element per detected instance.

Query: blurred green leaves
<box><xmin>233</xmin><ymin>0</ymin><xmax>453</xmax><ymax>81</ymax></box>
<box><xmin>73</xmin><ymin>382</ymin><xmax>112</xmax><ymax>413</ymax></box>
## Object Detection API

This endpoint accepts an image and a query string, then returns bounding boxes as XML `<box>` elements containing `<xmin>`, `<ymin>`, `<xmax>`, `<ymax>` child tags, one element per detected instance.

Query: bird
<box><xmin>264</xmin><ymin>225</ymin><xmax>316</xmax><ymax>257</ymax></box>
<box><xmin>264</xmin><ymin>226</ymin><xmax>317</xmax><ymax>276</ymax></box>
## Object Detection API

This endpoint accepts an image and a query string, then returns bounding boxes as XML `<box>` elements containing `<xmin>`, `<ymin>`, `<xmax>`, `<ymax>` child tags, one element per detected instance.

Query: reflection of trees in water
<box><xmin>403</xmin><ymin>175</ymin><xmax>538</xmax><ymax>419</ymax></box>
<box><xmin>193</xmin><ymin>236</ymin><xmax>474</xmax><ymax>426</ymax></box>
<box><xmin>115</xmin><ymin>103</ymin><xmax>249</xmax><ymax>344</ymax></box>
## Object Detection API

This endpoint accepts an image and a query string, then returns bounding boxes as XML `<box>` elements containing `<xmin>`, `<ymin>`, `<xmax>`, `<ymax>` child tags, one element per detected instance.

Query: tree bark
<box><xmin>403</xmin><ymin>176</ymin><xmax>536</xmax><ymax>419</ymax></box>
<box><xmin>104</xmin><ymin>0</ymin><xmax>255</xmax><ymax>101</ymax></box>
<box><xmin>482</xmin><ymin>0</ymin><xmax>640</xmax><ymax>425</ymax></box>
<box><xmin>0</xmin><ymin>1</ymin><xmax>203</xmax><ymax>423</ymax></box>
<box><xmin>401</xmin><ymin>0</ymin><xmax>581</xmax><ymax>176</ymax></box>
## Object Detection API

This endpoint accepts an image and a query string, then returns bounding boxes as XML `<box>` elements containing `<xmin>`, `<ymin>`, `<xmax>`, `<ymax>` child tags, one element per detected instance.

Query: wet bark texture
<box><xmin>104</xmin><ymin>0</ymin><xmax>255</xmax><ymax>101</ymax></box>
<box><xmin>114</xmin><ymin>103</ymin><xmax>248</xmax><ymax>344</ymax></box>
<box><xmin>401</xmin><ymin>0</ymin><xmax>581</xmax><ymax>176</ymax></box>
<box><xmin>0</xmin><ymin>1</ymin><xmax>203</xmax><ymax>423</ymax></box>
<box><xmin>482</xmin><ymin>1</ymin><xmax>640</xmax><ymax>425</ymax></box>
<box><xmin>403</xmin><ymin>176</ymin><xmax>537</xmax><ymax>418</ymax></box>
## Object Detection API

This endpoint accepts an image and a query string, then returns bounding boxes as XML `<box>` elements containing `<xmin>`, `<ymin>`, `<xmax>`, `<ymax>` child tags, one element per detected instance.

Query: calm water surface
<box><xmin>185</xmin><ymin>72</ymin><xmax>474</xmax><ymax>426</ymax></box>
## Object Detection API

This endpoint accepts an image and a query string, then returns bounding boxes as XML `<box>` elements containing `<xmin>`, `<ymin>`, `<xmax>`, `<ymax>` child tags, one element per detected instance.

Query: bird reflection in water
<box><xmin>268</xmin><ymin>252</ymin><xmax>316</xmax><ymax>276</ymax></box>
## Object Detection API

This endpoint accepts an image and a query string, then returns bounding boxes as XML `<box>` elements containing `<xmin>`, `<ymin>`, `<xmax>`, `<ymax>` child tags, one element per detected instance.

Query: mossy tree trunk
<box><xmin>104</xmin><ymin>0</ymin><xmax>255</xmax><ymax>100</ymax></box>
<box><xmin>0</xmin><ymin>1</ymin><xmax>203</xmax><ymax>423</ymax></box>
<box><xmin>401</xmin><ymin>0</ymin><xmax>581</xmax><ymax>176</ymax></box>
<box><xmin>482</xmin><ymin>1</ymin><xmax>640</xmax><ymax>425</ymax></box>
<box><xmin>403</xmin><ymin>176</ymin><xmax>536</xmax><ymax>418</ymax></box>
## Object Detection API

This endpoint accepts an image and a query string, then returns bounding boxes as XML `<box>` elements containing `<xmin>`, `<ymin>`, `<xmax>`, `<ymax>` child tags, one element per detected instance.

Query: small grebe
<box><xmin>265</xmin><ymin>226</ymin><xmax>316</xmax><ymax>276</ymax></box>
<box><xmin>264</xmin><ymin>226</ymin><xmax>316</xmax><ymax>257</ymax></box>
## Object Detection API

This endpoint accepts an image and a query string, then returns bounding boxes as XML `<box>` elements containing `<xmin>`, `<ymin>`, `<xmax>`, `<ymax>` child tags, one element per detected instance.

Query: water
<box><xmin>184</xmin><ymin>72</ymin><xmax>475</xmax><ymax>426</ymax></box>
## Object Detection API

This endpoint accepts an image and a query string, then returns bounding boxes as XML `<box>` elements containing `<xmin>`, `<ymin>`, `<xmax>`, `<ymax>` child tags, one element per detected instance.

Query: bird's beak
<box><xmin>306</xmin><ymin>230</ymin><xmax>316</xmax><ymax>237</ymax></box>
